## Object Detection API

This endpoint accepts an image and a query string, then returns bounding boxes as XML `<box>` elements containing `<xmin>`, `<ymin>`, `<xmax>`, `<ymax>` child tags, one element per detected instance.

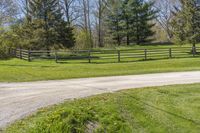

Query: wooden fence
<box><xmin>10</xmin><ymin>46</ymin><xmax>199</xmax><ymax>63</ymax></box>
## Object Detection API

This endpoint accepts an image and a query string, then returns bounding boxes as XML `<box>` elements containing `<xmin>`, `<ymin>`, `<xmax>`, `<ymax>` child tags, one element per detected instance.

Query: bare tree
<box><xmin>154</xmin><ymin>0</ymin><xmax>179</xmax><ymax>40</ymax></box>
<box><xmin>71</xmin><ymin>0</ymin><xmax>93</xmax><ymax>47</ymax></box>
<box><xmin>16</xmin><ymin>0</ymin><xmax>28</xmax><ymax>15</ymax></box>
<box><xmin>95</xmin><ymin>0</ymin><xmax>108</xmax><ymax>47</ymax></box>
<box><xmin>0</xmin><ymin>0</ymin><xmax>19</xmax><ymax>26</ymax></box>
<box><xmin>87</xmin><ymin>0</ymin><xmax>92</xmax><ymax>46</ymax></box>
<box><xmin>82</xmin><ymin>0</ymin><xmax>88</xmax><ymax>31</ymax></box>
<box><xmin>60</xmin><ymin>0</ymin><xmax>81</xmax><ymax>25</ymax></box>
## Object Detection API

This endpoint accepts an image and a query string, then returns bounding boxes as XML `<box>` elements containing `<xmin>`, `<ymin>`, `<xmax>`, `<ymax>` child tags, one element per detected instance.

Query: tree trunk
<box><xmin>98</xmin><ymin>0</ymin><xmax>103</xmax><ymax>47</ymax></box>
<box><xmin>126</xmin><ymin>17</ymin><xmax>130</xmax><ymax>45</ymax></box>
<box><xmin>83</xmin><ymin>0</ymin><xmax>88</xmax><ymax>31</ymax></box>
<box><xmin>64</xmin><ymin>0</ymin><xmax>70</xmax><ymax>25</ymax></box>
<box><xmin>117</xmin><ymin>35</ymin><xmax>121</xmax><ymax>46</ymax></box>
<box><xmin>192</xmin><ymin>43</ymin><xmax>197</xmax><ymax>54</ymax></box>
<box><xmin>87</xmin><ymin>0</ymin><xmax>93</xmax><ymax>48</ymax></box>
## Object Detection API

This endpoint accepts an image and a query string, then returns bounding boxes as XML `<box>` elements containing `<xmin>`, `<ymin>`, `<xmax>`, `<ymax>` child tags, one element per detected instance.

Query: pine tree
<box><xmin>56</xmin><ymin>21</ymin><xmax>75</xmax><ymax>49</ymax></box>
<box><xmin>106</xmin><ymin>0</ymin><xmax>157</xmax><ymax>45</ymax></box>
<box><xmin>128</xmin><ymin>0</ymin><xmax>157</xmax><ymax>44</ymax></box>
<box><xmin>106</xmin><ymin>1</ymin><xmax>124</xmax><ymax>46</ymax></box>
<box><xmin>24</xmin><ymin>0</ymin><xmax>75</xmax><ymax>50</ymax></box>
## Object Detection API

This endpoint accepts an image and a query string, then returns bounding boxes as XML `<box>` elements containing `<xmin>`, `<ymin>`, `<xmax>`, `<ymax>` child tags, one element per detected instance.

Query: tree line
<box><xmin>0</xmin><ymin>0</ymin><xmax>200</xmax><ymax>58</ymax></box>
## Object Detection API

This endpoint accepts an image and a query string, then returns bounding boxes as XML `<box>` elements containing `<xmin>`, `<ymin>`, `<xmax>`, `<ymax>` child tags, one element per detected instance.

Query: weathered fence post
<box><xmin>55</xmin><ymin>50</ymin><xmax>58</xmax><ymax>63</ymax></box>
<box><xmin>20</xmin><ymin>48</ymin><xmax>22</xmax><ymax>59</ymax></box>
<box><xmin>144</xmin><ymin>49</ymin><xmax>147</xmax><ymax>60</ymax></box>
<box><xmin>28</xmin><ymin>50</ymin><xmax>31</xmax><ymax>62</ymax></box>
<box><xmin>169</xmin><ymin>48</ymin><xmax>172</xmax><ymax>58</ymax></box>
<box><xmin>12</xmin><ymin>48</ymin><xmax>16</xmax><ymax>57</ymax></box>
<box><xmin>118</xmin><ymin>50</ymin><xmax>121</xmax><ymax>62</ymax></box>
<box><xmin>88</xmin><ymin>50</ymin><xmax>91</xmax><ymax>63</ymax></box>
<box><xmin>192</xmin><ymin>46</ymin><xmax>196</xmax><ymax>57</ymax></box>
<box><xmin>14</xmin><ymin>48</ymin><xmax>17</xmax><ymax>57</ymax></box>
<box><xmin>9</xmin><ymin>48</ymin><xmax>12</xmax><ymax>56</ymax></box>
<box><xmin>8</xmin><ymin>48</ymin><xmax>11</xmax><ymax>56</ymax></box>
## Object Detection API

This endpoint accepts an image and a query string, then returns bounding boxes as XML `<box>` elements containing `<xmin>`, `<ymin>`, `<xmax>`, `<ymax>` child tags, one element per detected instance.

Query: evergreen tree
<box><xmin>128</xmin><ymin>0</ymin><xmax>157</xmax><ymax>44</ymax></box>
<box><xmin>121</xmin><ymin>0</ymin><xmax>131</xmax><ymax>45</ymax></box>
<box><xmin>106</xmin><ymin>1</ymin><xmax>124</xmax><ymax>46</ymax></box>
<box><xmin>24</xmin><ymin>0</ymin><xmax>75</xmax><ymax>50</ymax></box>
<box><xmin>106</xmin><ymin>0</ymin><xmax>157</xmax><ymax>45</ymax></box>
<box><xmin>56</xmin><ymin>21</ymin><xmax>75</xmax><ymax>49</ymax></box>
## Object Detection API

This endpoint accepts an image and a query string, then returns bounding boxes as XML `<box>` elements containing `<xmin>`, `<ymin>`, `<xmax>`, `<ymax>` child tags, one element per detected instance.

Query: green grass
<box><xmin>103</xmin><ymin>43</ymin><xmax>200</xmax><ymax>50</ymax></box>
<box><xmin>117</xmin><ymin>44</ymin><xmax>177</xmax><ymax>50</ymax></box>
<box><xmin>5</xmin><ymin>84</ymin><xmax>200</xmax><ymax>133</ymax></box>
<box><xmin>1</xmin><ymin>57</ymin><xmax>200</xmax><ymax>82</ymax></box>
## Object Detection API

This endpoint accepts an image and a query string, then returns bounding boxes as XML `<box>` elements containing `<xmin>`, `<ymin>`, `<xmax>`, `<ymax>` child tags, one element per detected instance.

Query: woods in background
<box><xmin>0</xmin><ymin>0</ymin><xmax>200</xmax><ymax>54</ymax></box>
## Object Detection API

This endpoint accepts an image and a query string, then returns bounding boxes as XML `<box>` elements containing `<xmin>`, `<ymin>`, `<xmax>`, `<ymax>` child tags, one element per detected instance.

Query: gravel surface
<box><xmin>1</xmin><ymin>71</ymin><xmax>200</xmax><ymax>128</ymax></box>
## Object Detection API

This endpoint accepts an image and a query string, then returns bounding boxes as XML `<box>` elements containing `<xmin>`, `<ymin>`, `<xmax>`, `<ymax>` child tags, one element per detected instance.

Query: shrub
<box><xmin>0</xmin><ymin>28</ymin><xmax>14</xmax><ymax>59</ymax></box>
<box><xmin>0</xmin><ymin>43</ymin><xmax>9</xmax><ymax>59</ymax></box>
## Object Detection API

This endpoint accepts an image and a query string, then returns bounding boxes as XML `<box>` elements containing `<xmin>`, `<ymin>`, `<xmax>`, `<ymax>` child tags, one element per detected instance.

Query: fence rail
<box><xmin>10</xmin><ymin>46</ymin><xmax>199</xmax><ymax>63</ymax></box>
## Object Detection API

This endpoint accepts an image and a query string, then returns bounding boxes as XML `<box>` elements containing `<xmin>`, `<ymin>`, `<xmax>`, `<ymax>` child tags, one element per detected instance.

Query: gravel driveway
<box><xmin>1</xmin><ymin>71</ymin><xmax>200</xmax><ymax>129</ymax></box>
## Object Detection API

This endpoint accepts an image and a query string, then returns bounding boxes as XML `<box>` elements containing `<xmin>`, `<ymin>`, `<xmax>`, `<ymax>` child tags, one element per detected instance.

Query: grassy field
<box><xmin>97</xmin><ymin>43</ymin><xmax>197</xmax><ymax>50</ymax></box>
<box><xmin>5</xmin><ymin>83</ymin><xmax>200</xmax><ymax>133</ymax></box>
<box><xmin>0</xmin><ymin>57</ymin><xmax>200</xmax><ymax>82</ymax></box>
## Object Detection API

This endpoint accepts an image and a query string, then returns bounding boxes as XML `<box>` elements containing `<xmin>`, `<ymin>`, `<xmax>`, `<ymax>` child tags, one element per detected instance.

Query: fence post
<box><xmin>88</xmin><ymin>50</ymin><xmax>91</xmax><ymax>63</ymax></box>
<box><xmin>8</xmin><ymin>48</ymin><xmax>11</xmax><ymax>56</ymax></box>
<box><xmin>55</xmin><ymin>50</ymin><xmax>58</xmax><ymax>63</ymax></box>
<box><xmin>144</xmin><ymin>49</ymin><xmax>147</xmax><ymax>60</ymax></box>
<box><xmin>20</xmin><ymin>48</ymin><xmax>22</xmax><ymax>59</ymax></box>
<box><xmin>12</xmin><ymin>48</ymin><xmax>14</xmax><ymax>57</ymax></box>
<box><xmin>28</xmin><ymin>50</ymin><xmax>31</xmax><ymax>62</ymax></box>
<box><xmin>13</xmin><ymin>49</ymin><xmax>15</xmax><ymax>57</ymax></box>
<box><xmin>14</xmin><ymin>48</ymin><xmax>17</xmax><ymax>57</ymax></box>
<box><xmin>118</xmin><ymin>50</ymin><xmax>121</xmax><ymax>62</ymax></box>
<box><xmin>169</xmin><ymin>48</ymin><xmax>172</xmax><ymax>58</ymax></box>
<box><xmin>192</xmin><ymin>46</ymin><xmax>196</xmax><ymax>57</ymax></box>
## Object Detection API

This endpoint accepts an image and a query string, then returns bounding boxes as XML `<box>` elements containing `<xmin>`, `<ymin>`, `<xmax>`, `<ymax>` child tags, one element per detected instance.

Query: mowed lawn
<box><xmin>5</xmin><ymin>84</ymin><xmax>200</xmax><ymax>133</ymax></box>
<box><xmin>0</xmin><ymin>58</ymin><xmax>200</xmax><ymax>82</ymax></box>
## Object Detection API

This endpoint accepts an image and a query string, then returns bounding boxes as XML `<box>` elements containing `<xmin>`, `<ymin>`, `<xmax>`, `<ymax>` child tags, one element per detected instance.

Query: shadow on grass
<box><xmin>139</xmin><ymin>42</ymin><xmax>174</xmax><ymax>46</ymax></box>
<box><xmin>0</xmin><ymin>64</ymin><xmax>59</xmax><ymax>68</ymax></box>
<box><xmin>56</xmin><ymin>61</ymin><xmax>89</xmax><ymax>64</ymax></box>
<box><xmin>55</xmin><ymin>56</ymin><xmax>200</xmax><ymax>65</ymax></box>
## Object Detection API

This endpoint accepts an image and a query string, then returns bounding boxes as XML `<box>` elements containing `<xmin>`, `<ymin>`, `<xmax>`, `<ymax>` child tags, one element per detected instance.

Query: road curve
<box><xmin>1</xmin><ymin>71</ymin><xmax>200</xmax><ymax>128</ymax></box>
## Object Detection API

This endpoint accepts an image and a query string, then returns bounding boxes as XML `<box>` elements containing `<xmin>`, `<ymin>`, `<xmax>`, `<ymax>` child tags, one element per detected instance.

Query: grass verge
<box><xmin>1</xmin><ymin>58</ymin><xmax>200</xmax><ymax>82</ymax></box>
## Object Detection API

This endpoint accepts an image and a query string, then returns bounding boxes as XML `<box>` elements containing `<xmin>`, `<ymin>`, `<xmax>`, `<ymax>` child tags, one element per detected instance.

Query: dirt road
<box><xmin>1</xmin><ymin>71</ymin><xmax>200</xmax><ymax>128</ymax></box>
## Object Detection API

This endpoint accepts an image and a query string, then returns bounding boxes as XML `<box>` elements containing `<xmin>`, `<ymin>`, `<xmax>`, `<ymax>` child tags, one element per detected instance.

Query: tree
<box><xmin>60</xmin><ymin>0</ymin><xmax>79</xmax><ymax>25</ymax></box>
<box><xmin>56</xmin><ymin>21</ymin><xmax>75</xmax><ymax>49</ymax></box>
<box><xmin>154</xmin><ymin>0</ymin><xmax>178</xmax><ymax>41</ymax></box>
<box><xmin>172</xmin><ymin>0</ymin><xmax>200</xmax><ymax>47</ymax></box>
<box><xmin>0</xmin><ymin>0</ymin><xmax>19</xmax><ymax>59</ymax></box>
<box><xmin>23</xmin><ymin>0</ymin><xmax>75</xmax><ymax>50</ymax></box>
<box><xmin>128</xmin><ymin>0</ymin><xmax>157</xmax><ymax>44</ymax></box>
<box><xmin>106</xmin><ymin>0</ymin><xmax>124</xmax><ymax>46</ymax></box>
<box><xmin>96</xmin><ymin>0</ymin><xmax>108</xmax><ymax>47</ymax></box>
<box><xmin>106</xmin><ymin>0</ymin><xmax>157</xmax><ymax>45</ymax></box>
<box><xmin>0</xmin><ymin>0</ymin><xmax>19</xmax><ymax>26</ymax></box>
<box><xmin>121</xmin><ymin>0</ymin><xmax>131</xmax><ymax>45</ymax></box>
